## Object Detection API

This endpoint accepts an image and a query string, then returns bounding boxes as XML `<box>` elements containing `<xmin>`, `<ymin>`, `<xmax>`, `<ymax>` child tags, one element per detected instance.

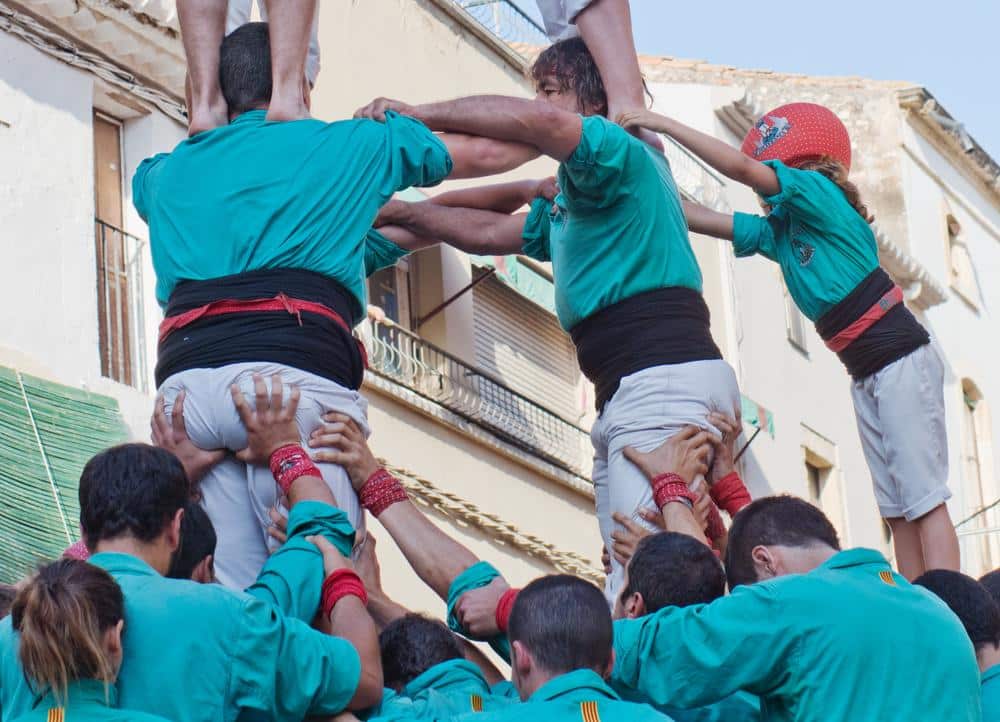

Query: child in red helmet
<box><xmin>618</xmin><ymin>103</ymin><xmax>959</xmax><ymax>579</ymax></box>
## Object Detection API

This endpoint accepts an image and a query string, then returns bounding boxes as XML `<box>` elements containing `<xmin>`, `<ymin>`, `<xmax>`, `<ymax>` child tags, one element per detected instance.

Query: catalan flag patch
<box><xmin>471</xmin><ymin>694</ymin><xmax>484</xmax><ymax>712</ymax></box>
<box><xmin>580</xmin><ymin>700</ymin><xmax>601</xmax><ymax>722</ymax></box>
<box><xmin>47</xmin><ymin>709</ymin><xmax>65</xmax><ymax>722</ymax></box>
<box><xmin>879</xmin><ymin>570</ymin><xmax>896</xmax><ymax>586</ymax></box>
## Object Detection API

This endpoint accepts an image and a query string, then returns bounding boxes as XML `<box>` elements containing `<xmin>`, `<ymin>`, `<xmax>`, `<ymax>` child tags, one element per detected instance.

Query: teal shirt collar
<box><xmin>529</xmin><ymin>670</ymin><xmax>618</xmax><ymax>703</ymax></box>
<box><xmin>819</xmin><ymin>548</ymin><xmax>890</xmax><ymax>571</ymax></box>
<box><xmin>89</xmin><ymin>551</ymin><xmax>159</xmax><ymax>578</ymax></box>
<box><xmin>403</xmin><ymin>659</ymin><xmax>490</xmax><ymax>698</ymax></box>
<box><xmin>982</xmin><ymin>664</ymin><xmax>1000</xmax><ymax>685</ymax></box>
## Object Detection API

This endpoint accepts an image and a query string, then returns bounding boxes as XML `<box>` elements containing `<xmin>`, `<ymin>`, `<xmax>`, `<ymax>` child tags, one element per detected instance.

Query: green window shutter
<box><xmin>0</xmin><ymin>368</ymin><xmax>129</xmax><ymax>583</ymax></box>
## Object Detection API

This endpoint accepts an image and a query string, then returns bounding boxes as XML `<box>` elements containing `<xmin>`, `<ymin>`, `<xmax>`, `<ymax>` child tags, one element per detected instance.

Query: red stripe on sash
<box><xmin>824</xmin><ymin>285</ymin><xmax>903</xmax><ymax>353</ymax></box>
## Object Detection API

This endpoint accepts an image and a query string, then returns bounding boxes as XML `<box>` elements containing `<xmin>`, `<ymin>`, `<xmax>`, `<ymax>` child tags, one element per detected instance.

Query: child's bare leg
<box><xmin>916</xmin><ymin>503</ymin><xmax>961</xmax><ymax>573</ymax></box>
<box><xmin>176</xmin><ymin>0</ymin><xmax>229</xmax><ymax>135</ymax></box>
<box><xmin>262</xmin><ymin>0</ymin><xmax>316</xmax><ymax>121</ymax></box>
<box><xmin>887</xmin><ymin>517</ymin><xmax>926</xmax><ymax>580</ymax></box>
<box><xmin>574</xmin><ymin>0</ymin><xmax>644</xmax><ymax>120</ymax></box>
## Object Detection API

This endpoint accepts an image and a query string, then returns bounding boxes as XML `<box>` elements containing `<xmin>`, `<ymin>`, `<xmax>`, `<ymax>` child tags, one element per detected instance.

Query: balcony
<box><xmin>364</xmin><ymin>318</ymin><xmax>592</xmax><ymax>478</ymax></box>
<box><xmin>95</xmin><ymin>219</ymin><xmax>148</xmax><ymax>392</ymax></box>
<box><xmin>453</xmin><ymin>0</ymin><xmax>548</xmax><ymax>45</ymax></box>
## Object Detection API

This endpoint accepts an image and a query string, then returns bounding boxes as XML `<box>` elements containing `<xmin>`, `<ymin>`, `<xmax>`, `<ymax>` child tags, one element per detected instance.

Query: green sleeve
<box><xmin>365</xmin><ymin>228</ymin><xmax>411</xmax><ymax>278</ymax></box>
<box><xmin>378</xmin><ymin>111</ymin><xmax>453</xmax><ymax>198</ymax></box>
<box><xmin>611</xmin><ymin>582</ymin><xmax>794</xmax><ymax>708</ymax></box>
<box><xmin>732</xmin><ymin>212</ymin><xmax>780</xmax><ymax>262</ymax></box>
<box><xmin>446</xmin><ymin>561</ymin><xmax>511</xmax><ymax>662</ymax></box>
<box><xmin>521</xmin><ymin>197</ymin><xmax>553</xmax><ymax>262</ymax></box>
<box><xmin>245</xmin><ymin>502</ymin><xmax>356</xmax><ymax>623</ymax></box>
<box><xmin>230</xmin><ymin>597</ymin><xmax>361</xmax><ymax>718</ymax></box>
<box><xmin>559</xmin><ymin>116</ymin><xmax>636</xmax><ymax>209</ymax></box>
<box><xmin>761</xmin><ymin>159</ymin><xmax>845</xmax><ymax>229</ymax></box>
<box><xmin>131</xmin><ymin>153</ymin><xmax>168</xmax><ymax>222</ymax></box>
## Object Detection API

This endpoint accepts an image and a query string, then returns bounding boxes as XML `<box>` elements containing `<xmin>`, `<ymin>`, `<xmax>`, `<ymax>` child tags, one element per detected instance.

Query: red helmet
<box><xmin>741</xmin><ymin>102</ymin><xmax>852</xmax><ymax>171</ymax></box>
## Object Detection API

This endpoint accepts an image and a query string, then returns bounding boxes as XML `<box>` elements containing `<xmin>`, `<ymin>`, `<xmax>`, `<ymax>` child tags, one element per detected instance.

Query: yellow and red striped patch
<box><xmin>470</xmin><ymin>694</ymin><xmax>484</xmax><ymax>712</ymax></box>
<box><xmin>879</xmin><ymin>570</ymin><xmax>896</xmax><ymax>586</ymax></box>
<box><xmin>47</xmin><ymin>708</ymin><xmax>65</xmax><ymax>722</ymax></box>
<box><xmin>580</xmin><ymin>700</ymin><xmax>601</xmax><ymax>722</ymax></box>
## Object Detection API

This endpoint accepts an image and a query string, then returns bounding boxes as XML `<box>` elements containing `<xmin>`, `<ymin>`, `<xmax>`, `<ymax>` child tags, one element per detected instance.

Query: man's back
<box><xmin>373</xmin><ymin>659</ymin><xmax>515</xmax><ymax>721</ymax></box>
<box><xmin>134</xmin><ymin>110</ymin><xmax>451</xmax><ymax>311</ymax></box>
<box><xmin>612</xmin><ymin>548</ymin><xmax>981</xmax><ymax>722</ymax></box>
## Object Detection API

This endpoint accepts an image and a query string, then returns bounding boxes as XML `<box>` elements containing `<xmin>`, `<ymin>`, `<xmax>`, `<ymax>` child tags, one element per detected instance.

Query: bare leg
<box><xmin>176</xmin><ymin>0</ymin><xmax>229</xmax><ymax>135</ymax></box>
<box><xmin>887</xmin><ymin>516</ymin><xmax>925</xmax><ymax>580</ymax></box>
<box><xmin>916</xmin><ymin>503</ymin><xmax>961</xmax><ymax>573</ymax></box>
<box><xmin>262</xmin><ymin>0</ymin><xmax>316</xmax><ymax>121</ymax></box>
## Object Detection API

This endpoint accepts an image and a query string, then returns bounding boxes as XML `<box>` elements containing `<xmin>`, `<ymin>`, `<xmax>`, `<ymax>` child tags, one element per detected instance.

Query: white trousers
<box><xmin>591</xmin><ymin>360</ymin><xmax>741</xmax><ymax>602</ymax></box>
<box><xmin>851</xmin><ymin>343</ymin><xmax>950</xmax><ymax>521</ymax></box>
<box><xmin>159</xmin><ymin>362</ymin><xmax>368</xmax><ymax>590</ymax></box>
<box><xmin>534</xmin><ymin>0</ymin><xmax>596</xmax><ymax>40</ymax></box>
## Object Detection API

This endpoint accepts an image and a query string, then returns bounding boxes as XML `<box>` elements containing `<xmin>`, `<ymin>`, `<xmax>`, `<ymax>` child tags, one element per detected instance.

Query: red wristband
<box><xmin>359</xmin><ymin>468</ymin><xmax>409</xmax><ymax>517</ymax></box>
<box><xmin>269</xmin><ymin>444</ymin><xmax>322</xmax><ymax>494</ymax></box>
<box><xmin>495</xmin><ymin>587</ymin><xmax>520</xmax><ymax>634</ymax></box>
<box><xmin>651</xmin><ymin>473</ymin><xmax>697</xmax><ymax>509</ymax></box>
<box><xmin>710</xmin><ymin>471</ymin><xmax>752</xmax><ymax>516</ymax></box>
<box><xmin>321</xmin><ymin>568</ymin><xmax>368</xmax><ymax>616</ymax></box>
<box><xmin>705</xmin><ymin>501</ymin><xmax>726</xmax><ymax>543</ymax></box>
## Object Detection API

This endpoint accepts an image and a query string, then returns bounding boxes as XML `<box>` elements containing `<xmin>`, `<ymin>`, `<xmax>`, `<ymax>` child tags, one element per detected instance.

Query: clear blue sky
<box><xmin>512</xmin><ymin>0</ymin><xmax>999</xmax><ymax>160</ymax></box>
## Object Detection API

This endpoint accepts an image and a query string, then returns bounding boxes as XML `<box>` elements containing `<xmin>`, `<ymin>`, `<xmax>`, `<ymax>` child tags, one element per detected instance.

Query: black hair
<box><xmin>0</xmin><ymin>584</ymin><xmax>16</xmax><ymax>619</ymax></box>
<box><xmin>979</xmin><ymin>570</ymin><xmax>1000</xmax><ymax>609</ymax></box>
<box><xmin>621</xmin><ymin>532</ymin><xmax>726</xmax><ymax>611</ymax></box>
<box><xmin>724</xmin><ymin>495</ymin><xmax>840</xmax><ymax>589</ymax></box>
<box><xmin>166</xmin><ymin>503</ymin><xmax>217</xmax><ymax>581</ymax></box>
<box><xmin>530</xmin><ymin>37</ymin><xmax>608</xmax><ymax>116</ymax></box>
<box><xmin>220</xmin><ymin>22</ymin><xmax>272</xmax><ymax>117</ymax></box>
<box><xmin>507</xmin><ymin>574</ymin><xmax>612</xmax><ymax>676</ymax></box>
<box><xmin>915</xmin><ymin>569</ymin><xmax>1000</xmax><ymax>653</ymax></box>
<box><xmin>379</xmin><ymin>614</ymin><xmax>463</xmax><ymax>692</ymax></box>
<box><xmin>78</xmin><ymin>444</ymin><xmax>189</xmax><ymax>550</ymax></box>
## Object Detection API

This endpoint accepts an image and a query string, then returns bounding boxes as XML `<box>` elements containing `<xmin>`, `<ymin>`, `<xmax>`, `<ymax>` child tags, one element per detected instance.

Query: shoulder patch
<box><xmin>580</xmin><ymin>700</ymin><xmax>601</xmax><ymax>722</ymax></box>
<box><xmin>47</xmin><ymin>709</ymin><xmax>64</xmax><ymax>722</ymax></box>
<box><xmin>471</xmin><ymin>694</ymin><xmax>484</xmax><ymax>712</ymax></box>
<box><xmin>879</xmin><ymin>570</ymin><xmax>897</xmax><ymax>586</ymax></box>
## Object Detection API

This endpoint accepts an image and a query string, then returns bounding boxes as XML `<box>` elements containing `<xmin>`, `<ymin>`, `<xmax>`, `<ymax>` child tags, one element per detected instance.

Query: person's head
<box><xmin>614</xmin><ymin>532</ymin><xmax>726</xmax><ymax>620</ymax></box>
<box><xmin>78</xmin><ymin>444</ymin><xmax>188</xmax><ymax>573</ymax></box>
<box><xmin>12</xmin><ymin>559</ymin><xmax>125</xmax><ymax>701</ymax></box>
<box><xmin>378</xmin><ymin>614</ymin><xmax>463</xmax><ymax>692</ymax></box>
<box><xmin>219</xmin><ymin>22</ymin><xmax>310</xmax><ymax>119</ymax></box>
<box><xmin>166</xmin><ymin>503</ymin><xmax>217</xmax><ymax>583</ymax></box>
<box><xmin>915</xmin><ymin>569</ymin><xmax>1000</xmax><ymax>668</ymax></box>
<box><xmin>979</xmin><ymin>569</ymin><xmax>1000</xmax><ymax>609</ymax></box>
<box><xmin>530</xmin><ymin>38</ymin><xmax>608</xmax><ymax>117</ymax></box>
<box><xmin>0</xmin><ymin>584</ymin><xmax>16</xmax><ymax>619</ymax></box>
<box><xmin>508</xmin><ymin>575</ymin><xmax>613</xmax><ymax>700</ymax></box>
<box><xmin>724</xmin><ymin>495</ymin><xmax>840</xmax><ymax>588</ymax></box>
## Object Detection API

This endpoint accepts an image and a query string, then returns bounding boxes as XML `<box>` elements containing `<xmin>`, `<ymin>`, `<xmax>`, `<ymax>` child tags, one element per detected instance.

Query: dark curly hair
<box><xmin>530</xmin><ymin>37</ymin><xmax>609</xmax><ymax>116</ymax></box>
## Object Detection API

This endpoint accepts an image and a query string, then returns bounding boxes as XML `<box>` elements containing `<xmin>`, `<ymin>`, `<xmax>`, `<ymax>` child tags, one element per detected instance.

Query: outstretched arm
<box><xmin>377</xmin><ymin>200</ymin><xmax>527</xmax><ymax>256</ymax></box>
<box><xmin>310</xmin><ymin>414</ymin><xmax>479</xmax><ymax>601</ymax></box>
<box><xmin>440</xmin><ymin>133</ymin><xmax>542</xmax><ymax>179</ymax></box>
<box><xmin>619</xmin><ymin>109</ymin><xmax>780</xmax><ymax>196</ymax></box>
<box><xmin>683</xmin><ymin>200</ymin><xmax>735</xmax><ymax>241</ymax></box>
<box><xmin>357</xmin><ymin>96</ymin><xmax>582</xmax><ymax>162</ymax></box>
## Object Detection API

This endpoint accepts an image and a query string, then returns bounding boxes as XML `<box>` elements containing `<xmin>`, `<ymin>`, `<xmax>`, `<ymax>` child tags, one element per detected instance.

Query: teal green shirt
<box><xmin>1</xmin><ymin>552</ymin><xmax>361</xmax><ymax>722</ymax></box>
<box><xmin>9</xmin><ymin>680</ymin><xmax>169</xmax><ymax>722</ymax></box>
<box><xmin>731</xmin><ymin>160</ymin><xmax>879</xmax><ymax>322</ymax></box>
<box><xmin>446</xmin><ymin>561</ymin><xmax>511</xmax><ymax>662</ymax></box>
<box><xmin>451</xmin><ymin>670</ymin><xmax>671</xmax><ymax>722</ymax></box>
<box><xmin>246</xmin><ymin>500</ymin><xmax>355</xmax><ymax>623</ymax></box>
<box><xmin>133</xmin><ymin>110</ymin><xmax>451</xmax><ymax>314</ymax></box>
<box><xmin>364</xmin><ymin>228</ymin><xmax>410</xmax><ymax>278</ymax></box>
<box><xmin>520</xmin><ymin>116</ymin><xmax>700</xmax><ymax>331</ymax></box>
<box><xmin>369</xmin><ymin>659</ymin><xmax>514</xmax><ymax>721</ymax></box>
<box><xmin>982</xmin><ymin>665</ymin><xmax>1000</xmax><ymax>721</ymax></box>
<box><xmin>611</xmin><ymin>548</ymin><xmax>981</xmax><ymax>722</ymax></box>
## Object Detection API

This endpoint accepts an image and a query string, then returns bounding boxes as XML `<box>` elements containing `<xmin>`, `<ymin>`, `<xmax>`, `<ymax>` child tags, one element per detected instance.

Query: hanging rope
<box><xmin>381</xmin><ymin>459</ymin><xmax>604</xmax><ymax>584</ymax></box>
<box><xmin>15</xmin><ymin>372</ymin><xmax>73</xmax><ymax>545</ymax></box>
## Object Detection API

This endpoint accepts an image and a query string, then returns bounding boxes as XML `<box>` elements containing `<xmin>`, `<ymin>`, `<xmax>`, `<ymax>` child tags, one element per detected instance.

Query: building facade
<box><xmin>1</xmin><ymin>0</ymin><xmax>997</xmax><ymax>614</ymax></box>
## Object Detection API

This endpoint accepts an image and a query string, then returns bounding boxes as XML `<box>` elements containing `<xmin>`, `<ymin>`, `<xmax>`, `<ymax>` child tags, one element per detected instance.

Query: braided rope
<box><xmin>380</xmin><ymin>459</ymin><xmax>604</xmax><ymax>584</ymax></box>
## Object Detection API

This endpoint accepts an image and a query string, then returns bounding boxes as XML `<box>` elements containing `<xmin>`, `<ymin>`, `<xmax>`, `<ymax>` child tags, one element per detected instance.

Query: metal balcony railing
<box><xmin>665</xmin><ymin>140</ymin><xmax>731</xmax><ymax>213</ymax></box>
<box><xmin>94</xmin><ymin>219</ymin><xmax>148</xmax><ymax>392</ymax></box>
<box><xmin>364</xmin><ymin>318</ymin><xmax>591</xmax><ymax>477</ymax></box>
<box><xmin>453</xmin><ymin>0</ymin><xmax>549</xmax><ymax>46</ymax></box>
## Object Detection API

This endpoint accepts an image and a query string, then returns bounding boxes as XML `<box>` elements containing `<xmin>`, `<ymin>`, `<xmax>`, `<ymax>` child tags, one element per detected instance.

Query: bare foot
<box><xmin>265</xmin><ymin>91</ymin><xmax>310</xmax><ymax>122</ymax></box>
<box><xmin>187</xmin><ymin>103</ymin><xmax>227</xmax><ymax>136</ymax></box>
